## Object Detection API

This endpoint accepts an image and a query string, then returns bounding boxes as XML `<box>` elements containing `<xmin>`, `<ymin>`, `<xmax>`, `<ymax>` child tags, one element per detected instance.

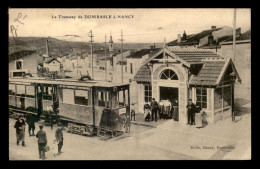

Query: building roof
<box><xmin>127</xmin><ymin>49</ymin><xmax>151</xmax><ymax>59</ymax></box>
<box><xmin>133</xmin><ymin>64</ymin><xmax>151</xmax><ymax>83</ymax></box>
<box><xmin>167</xmin><ymin>28</ymin><xmax>222</xmax><ymax>46</ymax></box>
<box><xmin>222</xmin><ymin>30</ymin><xmax>251</xmax><ymax>42</ymax></box>
<box><xmin>9</xmin><ymin>50</ymin><xmax>37</xmax><ymax>63</ymax></box>
<box><xmin>167</xmin><ymin>47</ymin><xmax>221</xmax><ymax>64</ymax></box>
<box><xmin>133</xmin><ymin>48</ymin><xmax>240</xmax><ymax>85</ymax></box>
<box><xmin>44</xmin><ymin>57</ymin><xmax>61</xmax><ymax>64</ymax></box>
<box><xmin>189</xmin><ymin>58</ymin><xmax>241</xmax><ymax>86</ymax></box>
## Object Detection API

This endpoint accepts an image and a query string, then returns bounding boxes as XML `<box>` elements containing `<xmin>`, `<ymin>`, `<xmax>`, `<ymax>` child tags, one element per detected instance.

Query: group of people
<box><xmin>143</xmin><ymin>98</ymin><xmax>178</xmax><ymax>122</ymax></box>
<box><xmin>142</xmin><ymin>98</ymin><xmax>206</xmax><ymax>126</ymax></box>
<box><xmin>13</xmin><ymin>115</ymin><xmax>64</xmax><ymax>160</ymax></box>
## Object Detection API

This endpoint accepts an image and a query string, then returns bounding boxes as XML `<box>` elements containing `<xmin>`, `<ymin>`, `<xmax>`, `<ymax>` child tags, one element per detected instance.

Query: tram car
<box><xmin>9</xmin><ymin>77</ymin><xmax>130</xmax><ymax>136</ymax></box>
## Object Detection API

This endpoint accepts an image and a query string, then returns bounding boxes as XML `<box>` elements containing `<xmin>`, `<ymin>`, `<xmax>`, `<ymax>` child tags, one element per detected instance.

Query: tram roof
<box><xmin>9</xmin><ymin>77</ymin><xmax>129</xmax><ymax>88</ymax></box>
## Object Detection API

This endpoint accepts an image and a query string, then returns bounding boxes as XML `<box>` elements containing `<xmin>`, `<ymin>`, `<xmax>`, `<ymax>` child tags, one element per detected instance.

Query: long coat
<box><xmin>14</xmin><ymin>119</ymin><xmax>26</xmax><ymax>141</ymax></box>
<box><xmin>36</xmin><ymin>129</ymin><xmax>47</xmax><ymax>144</ymax></box>
<box><xmin>186</xmin><ymin>102</ymin><xmax>196</xmax><ymax>114</ymax></box>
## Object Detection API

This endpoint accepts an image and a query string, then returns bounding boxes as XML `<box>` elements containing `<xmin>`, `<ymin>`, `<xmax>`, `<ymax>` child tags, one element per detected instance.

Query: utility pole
<box><xmin>104</xmin><ymin>34</ymin><xmax>107</xmax><ymax>82</ymax></box>
<box><xmin>119</xmin><ymin>29</ymin><xmax>124</xmax><ymax>83</ymax></box>
<box><xmin>89</xmin><ymin>30</ymin><xmax>94</xmax><ymax>80</ymax></box>
<box><xmin>233</xmin><ymin>8</ymin><xmax>237</xmax><ymax>63</ymax></box>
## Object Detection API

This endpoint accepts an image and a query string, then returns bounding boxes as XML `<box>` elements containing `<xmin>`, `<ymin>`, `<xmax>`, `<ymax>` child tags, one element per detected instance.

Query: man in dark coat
<box><xmin>14</xmin><ymin>116</ymin><xmax>26</xmax><ymax>147</ymax></box>
<box><xmin>150</xmin><ymin>98</ymin><xmax>159</xmax><ymax>122</ymax></box>
<box><xmin>55</xmin><ymin>126</ymin><xmax>63</xmax><ymax>154</ymax></box>
<box><xmin>36</xmin><ymin>125</ymin><xmax>47</xmax><ymax>159</ymax></box>
<box><xmin>186</xmin><ymin>99</ymin><xmax>196</xmax><ymax>125</ymax></box>
<box><xmin>26</xmin><ymin>113</ymin><xmax>36</xmax><ymax>136</ymax></box>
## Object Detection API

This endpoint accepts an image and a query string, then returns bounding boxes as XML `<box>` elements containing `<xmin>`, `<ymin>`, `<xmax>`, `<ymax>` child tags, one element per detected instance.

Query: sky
<box><xmin>9</xmin><ymin>8</ymin><xmax>251</xmax><ymax>43</ymax></box>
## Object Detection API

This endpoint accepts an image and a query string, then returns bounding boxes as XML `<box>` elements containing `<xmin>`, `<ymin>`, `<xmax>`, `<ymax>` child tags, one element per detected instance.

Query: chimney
<box><xmin>183</xmin><ymin>31</ymin><xmax>187</xmax><ymax>41</ymax></box>
<box><xmin>177</xmin><ymin>34</ymin><xmax>181</xmax><ymax>43</ymax></box>
<box><xmin>236</xmin><ymin>27</ymin><xmax>241</xmax><ymax>36</ymax></box>
<box><xmin>150</xmin><ymin>45</ymin><xmax>154</xmax><ymax>53</ymax></box>
<box><xmin>46</xmin><ymin>40</ymin><xmax>49</xmax><ymax>56</ymax></box>
<box><xmin>211</xmin><ymin>26</ymin><xmax>216</xmax><ymax>30</ymax></box>
<box><xmin>208</xmin><ymin>33</ymin><xmax>214</xmax><ymax>45</ymax></box>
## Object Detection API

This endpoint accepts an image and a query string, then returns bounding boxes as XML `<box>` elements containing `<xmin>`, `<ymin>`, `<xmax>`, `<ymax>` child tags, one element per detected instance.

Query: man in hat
<box><xmin>186</xmin><ymin>99</ymin><xmax>196</xmax><ymax>125</ymax></box>
<box><xmin>26</xmin><ymin>113</ymin><xmax>36</xmax><ymax>136</ymax></box>
<box><xmin>55</xmin><ymin>126</ymin><xmax>64</xmax><ymax>155</ymax></box>
<box><xmin>14</xmin><ymin>115</ymin><xmax>26</xmax><ymax>146</ymax></box>
<box><xmin>36</xmin><ymin>125</ymin><xmax>47</xmax><ymax>159</ymax></box>
<box><xmin>150</xmin><ymin>98</ymin><xmax>159</xmax><ymax>122</ymax></box>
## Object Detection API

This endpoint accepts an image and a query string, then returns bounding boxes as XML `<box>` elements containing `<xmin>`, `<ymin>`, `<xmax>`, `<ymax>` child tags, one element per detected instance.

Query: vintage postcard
<box><xmin>8</xmin><ymin>8</ymin><xmax>251</xmax><ymax>160</ymax></box>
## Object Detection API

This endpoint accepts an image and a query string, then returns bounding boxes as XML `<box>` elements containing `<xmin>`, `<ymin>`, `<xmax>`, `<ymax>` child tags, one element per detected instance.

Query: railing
<box><xmin>59</xmin><ymin>103</ymin><xmax>93</xmax><ymax>125</ymax></box>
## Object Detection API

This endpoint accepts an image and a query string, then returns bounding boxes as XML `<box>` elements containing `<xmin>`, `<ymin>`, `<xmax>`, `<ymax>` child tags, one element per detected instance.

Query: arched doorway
<box><xmin>158</xmin><ymin>69</ymin><xmax>179</xmax><ymax>121</ymax></box>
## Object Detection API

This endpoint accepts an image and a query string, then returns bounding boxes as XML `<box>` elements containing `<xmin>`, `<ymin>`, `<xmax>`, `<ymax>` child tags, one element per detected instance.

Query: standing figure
<box><xmin>150</xmin><ymin>98</ymin><xmax>158</xmax><ymax>122</ymax></box>
<box><xmin>130</xmin><ymin>103</ymin><xmax>135</xmax><ymax>121</ymax></box>
<box><xmin>143</xmin><ymin>103</ymin><xmax>151</xmax><ymax>122</ymax></box>
<box><xmin>36</xmin><ymin>125</ymin><xmax>47</xmax><ymax>160</ymax></box>
<box><xmin>172</xmin><ymin>100</ymin><xmax>179</xmax><ymax>121</ymax></box>
<box><xmin>26</xmin><ymin>113</ymin><xmax>36</xmax><ymax>136</ymax></box>
<box><xmin>14</xmin><ymin>116</ymin><xmax>26</xmax><ymax>147</ymax></box>
<box><xmin>158</xmin><ymin>100</ymin><xmax>164</xmax><ymax>119</ymax></box>
<box><xmin>55</xmin><ymin>126</ymin><xmax>64</xmax><ymax>155</ymax></box>
<box><xmin>164</xmin><ymin>100</ymin><xmax>172</xmax><ymax>119</ymax></box>
<box><xmin>186</xmin><ymin>99</ymin><xmax>196</xmax><ymax>125</ymax></box>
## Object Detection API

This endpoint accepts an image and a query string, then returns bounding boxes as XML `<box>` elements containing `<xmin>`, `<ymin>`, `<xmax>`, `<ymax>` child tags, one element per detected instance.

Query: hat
<box><xmin>189</xmin><ymin>99</ymin><xmax>192</xmax><ymax>101</ymax></box>
<box><xmin>152</xmin><ymin>98</ymin><xmax>155</xmax><ymax>100</ymax></box>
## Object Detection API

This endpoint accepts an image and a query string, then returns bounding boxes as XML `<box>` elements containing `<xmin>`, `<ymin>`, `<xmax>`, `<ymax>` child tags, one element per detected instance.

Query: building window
<box><xmin>130</xmin><ymin>63</ymin><xmax>133</xmax><ymax>74</ymax></box>
<box><xmin>75</xmin><ymin>90</ymin><xmax>88</xmax><ymax>106</ymax></box>
<box><xmin>160</xmin><ymin>69</ymin><xmax>178</xmax><ymax>80</ymax></box>
<box><xmin>196</xmin><ymin>88</ymin><xmax>207</xmax><ymax>108</ymax></box>
<box><xmin>16</xmin><ymin>60</ymin><xmax>23</xmax><ymax>70</ymax></box>
<box><xmin>144</xmin><ymin>84</ymin><xmax>152</xmax><ymax>103</ymax></box>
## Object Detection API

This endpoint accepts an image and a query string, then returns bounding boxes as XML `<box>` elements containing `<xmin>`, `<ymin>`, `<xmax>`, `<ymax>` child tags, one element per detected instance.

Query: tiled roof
<box><xmin>44</xmin><ymin>57</ymin><xmax>61</xmax><ymax>64</ymax></box>
<box><xmin>133</xmin><ymin>64</ymin><xmax>151</xmax><ymax>83</ymax></box>
<box><xmin>167</xmin><ymin>47</ymin><xmax>221</xmax><ymax>64</ymax></box>
<box><xmin>127</xmin><ymin>49</ymin><xmax>150</xmax><ymax>59</ymax></box>
<box><xmin>9</xmin><ymin>50</ymin><xmax>36</xmax><ymax>62</ymax></box>
<box><xmin>167</xmin><ymin>28</ymin><xmax>222</xmax><ymax>46</ymax></box>
<box><xmin>222</xmin><ymin>30</ymin><xmax>251</xmax><ymax>42</ymax></box>
<box><xmin>189</xmin><ymin>60</ymin><xmax>226</xmax><ymax>86</ymax></box>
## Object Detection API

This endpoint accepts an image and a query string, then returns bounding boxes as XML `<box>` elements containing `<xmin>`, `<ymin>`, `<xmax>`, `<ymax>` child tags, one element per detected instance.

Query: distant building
<box><xmin>167</xmin><ymin>26</ymin><xmax>241</xmax><ymax>55</ymax></box>
<box><xmin>9</xmin><ymin>50</ymin><xmax>43</xmax><ymax>77</ymax></box>
<box><xmin>220</xmin><ymin>30</ymin><xmax>251</xmax><ymax>103</ymax></box>
<box><xmin>43</xmin><ymin>57</ymin><xmax>62</xmax><ymax>72</ymax></box>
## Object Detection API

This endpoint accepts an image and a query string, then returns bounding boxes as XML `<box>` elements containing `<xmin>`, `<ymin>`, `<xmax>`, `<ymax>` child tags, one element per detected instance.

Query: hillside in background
<box><xmin>9</xmin><ymin>37</ymin><xmax>163</xmax><ymax>57</ymax></box>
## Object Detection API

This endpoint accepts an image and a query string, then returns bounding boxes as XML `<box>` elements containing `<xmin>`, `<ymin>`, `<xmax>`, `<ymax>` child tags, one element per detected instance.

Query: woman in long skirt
<box><xmin>14</xmin><ymin>116</ymin><xmax>26</xmax><ymax>146</ymax></box>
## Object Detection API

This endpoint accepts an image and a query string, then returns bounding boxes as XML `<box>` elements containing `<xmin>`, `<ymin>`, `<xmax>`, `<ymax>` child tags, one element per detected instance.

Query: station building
<box><xmin>132</xmin><ymin>46</ymin><xmax>241</xmax><ymax>124</ymax></box>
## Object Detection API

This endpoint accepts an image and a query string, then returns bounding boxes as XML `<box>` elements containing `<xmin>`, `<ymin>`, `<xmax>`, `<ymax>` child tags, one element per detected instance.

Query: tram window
<box><xmin>16</xmin><ymin>85</ymin><xmax>25</xmax><ymax>97</ymax></box>
<box><xmin>43</xmin><ymin>87</ymin><xmax>52</xmax><ymax>100</ymax></box>
<box><xmin>9</xmin><ymin>84</ymin><xmax>16</xmax><ymax>95</ymax></box>
<box><xmin>75</xmin><ymin>90</ymin><xmax>88</xmax><ymax>106</ymax></box>
<box><xmin>62</xmin><ymin>89</ymin><xmax>74</xmax><ymax>104</ymax></box>
<box><xmin>98</xmin><ymin>92</ymin><xmax>105</xmax><ymax>107</ymax></box>
<box><xmin>26</xmin><ymin>86</ymin><xmax>35</xmax><ymax>98</ymax></box>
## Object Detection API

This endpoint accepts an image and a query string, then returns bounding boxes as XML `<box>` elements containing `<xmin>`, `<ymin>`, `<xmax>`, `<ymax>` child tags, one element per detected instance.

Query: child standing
<box><xmin>52</xmin><ymin>139</ymin><xmax>58</xmax><ymax>157</ymax></box>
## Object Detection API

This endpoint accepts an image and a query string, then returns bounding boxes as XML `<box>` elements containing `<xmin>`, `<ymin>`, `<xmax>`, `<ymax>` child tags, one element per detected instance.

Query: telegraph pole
<box><xmin>89</xmin><ymin>30</ymin><xmax>94</xmax><ymax>80</ymax></box>
<box><xmin>119</xmin><ymin>29</ymin><xmax>124</xmax><ymax>83</ymax></box>
<box><xmin>104</xmin><ymin>34</ymin><xmax>107</xmax><ymax>82</ymax></box>
<box><xmin>233</xmin><ymin>8</ymin><xmax>237</xmax><ymax>63</ymax></box>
